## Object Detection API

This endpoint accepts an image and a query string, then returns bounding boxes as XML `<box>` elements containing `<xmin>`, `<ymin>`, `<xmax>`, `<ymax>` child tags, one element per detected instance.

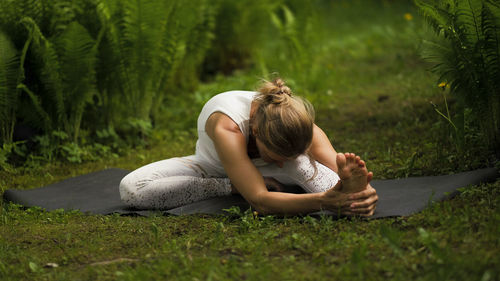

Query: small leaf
<box><xmin>29</xmin><ymin>262</ymin><xmax>38</xmax><ymax>272</ymax></box>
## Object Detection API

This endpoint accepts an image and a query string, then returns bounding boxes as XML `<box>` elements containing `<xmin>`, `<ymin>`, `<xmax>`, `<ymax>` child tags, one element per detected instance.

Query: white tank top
<box><xmin>195</xmin><ymin>91</ymin><xmax>257</xmax><ymax>174</ymax></box>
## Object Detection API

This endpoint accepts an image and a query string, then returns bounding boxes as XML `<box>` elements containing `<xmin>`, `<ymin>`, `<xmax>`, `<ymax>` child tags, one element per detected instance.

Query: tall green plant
<box><xmin>55</xmin><ymin>21</ymin><xmax>99</xmax><ymax>141</ymax></box>
<box><xmin>174</xmin><ymin>0</ymin><xmax>217</xmax><ymax>89</ymax></box>
<box><xmin>0</xmin><ymin>31</ymin><xmax>20</xmax><ymax>144</ymax></box>
<box><xmin>20</xmin><ymin>17</ymin><xmax>66</xmax><ymax>135</ymax></box>
<box><xmin>94</xmin><ymin>0</ymin><xmax>215</xmax><ymax>130</ymax></box>
<box><xmin>18</xmin><ymin>17</ymin><xmax>99</xmax><ymax>142</ymax></box>
<box><xmin>416</xmin><ymin>0</ymin><xmax>500</xmax><ymax>154</ymax></box>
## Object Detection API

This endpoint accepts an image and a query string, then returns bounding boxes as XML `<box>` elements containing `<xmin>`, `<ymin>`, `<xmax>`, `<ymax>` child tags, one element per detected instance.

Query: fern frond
<box><xmin>55</xmin><ymin>21</ymin><xmax>97</xmax><ymax>141</ymax></box>
<box><xmin>21</xmin><ymin>17</ymin><xmax>66</xmax><ymax>131</ymax></box>
<box><xmin>0</xmin><ymin>30</ymin><xmax>20</xmax><ymax>143</ymax></box>
<box><xmin>151</xmin><ymin>0</ymin><xmax>177</xmax><ymax>91</ymax></box>
<box><xmin>17</xmin><ymin>83</ymin><xmax>51</xmax><ymax>133</ymax></box>
<box><xmin>94</xmin><ymin>0</ymin><xmax>129</xmax><ymax>127</ymax></box>
<box><xmin>46</xmin><ymin>0</ymin><xmax>83</xmax><ymax>35</ymax></box>
<box><xmin>482</xmin><ymin>3</ymin><xmax>500</xmax><ymax>89</ymax></box>
<box><xmin>119</xmin><ymin>0</ymin><xmax>164</xmax><ymax>119</ymax></box>
<box><xmin>187</xmin><ymin>0</ymin><xmax>216</xmax><ymax>65</ymax></box>
<box><xmin>415</xmin><ymin>0</ymin><xmax>453</xmax><ymax>35</ymax></box>
<box><xmin>175</xmin><ymin>0</ymin><xmax>217</xmax><ymax>90</ymax></box>
<box><xmin>481</xmin><ymin>1</ymin><xmax>500</xmax><ymax>145</ymax></box>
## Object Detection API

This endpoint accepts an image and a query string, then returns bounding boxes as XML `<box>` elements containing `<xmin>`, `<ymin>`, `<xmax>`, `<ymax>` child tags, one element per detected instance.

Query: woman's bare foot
<box><xmin>336</xmin><ymin>152</ymin><xmax>373</xmax><ymax>193</ymax></box>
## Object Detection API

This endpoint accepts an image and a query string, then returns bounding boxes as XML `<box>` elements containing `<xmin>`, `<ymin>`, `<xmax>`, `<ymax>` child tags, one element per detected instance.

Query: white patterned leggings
<box><xmin>119</xmin><ymin>154</ymin><xmax>340</xmax><ymax>209</ymax></box>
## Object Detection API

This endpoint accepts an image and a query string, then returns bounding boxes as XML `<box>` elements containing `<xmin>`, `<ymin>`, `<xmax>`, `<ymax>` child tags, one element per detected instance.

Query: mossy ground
<box><xmin>1</xmin><ymin>1</ymin><xmax>499</xmax><ymax>280</ymax></box>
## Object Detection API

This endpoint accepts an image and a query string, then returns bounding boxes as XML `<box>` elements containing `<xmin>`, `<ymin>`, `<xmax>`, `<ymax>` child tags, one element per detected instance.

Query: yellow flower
<box><xmin>438</xmin><ymin>82</ymin><xmax>447</xmax><ymax>88</ymax></box>
<box><xmin>404</xmin><ymin>13</ymin><xmax>413</xmax><ymax>21</ymax></box>
<box><xmin>253</xmin><ymin>211</ymin><xmax>259</xmax><ymax>217</ymax></box>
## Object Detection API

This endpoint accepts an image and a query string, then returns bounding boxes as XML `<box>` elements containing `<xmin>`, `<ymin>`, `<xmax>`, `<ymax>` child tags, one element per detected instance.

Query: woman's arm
<box><xmin>309</xmin><ymin>124</ymin><xmax>339</xmax><ymax>173</ymax></box>
<box><xmin>206</xmin><ymin>113</ymin><xmax>351</xmax><ymax>215</ymax></box>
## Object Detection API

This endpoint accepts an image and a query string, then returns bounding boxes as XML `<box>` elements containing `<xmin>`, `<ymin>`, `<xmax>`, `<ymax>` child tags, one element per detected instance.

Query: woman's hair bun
<box><xmin>258</xmin><ymin>78</ymin><xmax>292</xmax><ymax>104</ymax></box>
<box><xmin>252</xmin><ymin>77</ymin><xmax>315</xmax><ymax>158</ymax></box>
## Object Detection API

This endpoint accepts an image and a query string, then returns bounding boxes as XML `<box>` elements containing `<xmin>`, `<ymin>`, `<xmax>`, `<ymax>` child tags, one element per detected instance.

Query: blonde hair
<box><xmin>251</xmin><ymin>78</ymin><xmax>315</xmax><ymax>158</ymax></box>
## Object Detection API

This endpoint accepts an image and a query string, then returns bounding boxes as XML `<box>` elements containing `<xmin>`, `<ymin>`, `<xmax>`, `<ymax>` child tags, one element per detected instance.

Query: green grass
<box><xmin>1</xmin><ymin>183</ymin><xmax>499</xmax><ymax>280</ymax></box>
<box><xmin>1</xmin><ymin>1</ymin><xmax>499</xmax><ymax>280</ymax></box>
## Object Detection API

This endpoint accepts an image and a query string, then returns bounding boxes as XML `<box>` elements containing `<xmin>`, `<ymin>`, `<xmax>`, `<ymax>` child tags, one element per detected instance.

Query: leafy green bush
<box><xmin>0</xmin><ymin>0</ymin><xmax>217</xmax><ymax>167</ymax></box>
<box><xmin>92</xmin><ymin>0</ymin><xmax>216</xmax><ymax>127</ymax></box>
<box><xmin>1</xmin><ymin>0</ymin><xmax>319</xmax><ymax>166</ymax></box>
<box><xmin>416</xmin><ymin>0</ymin><xmax>500</xmax><ymax>155</ymax></box>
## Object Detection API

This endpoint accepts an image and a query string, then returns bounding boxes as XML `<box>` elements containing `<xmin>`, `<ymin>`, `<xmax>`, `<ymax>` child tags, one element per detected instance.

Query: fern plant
<box><xmin>0</xmin><ymin>31</ymin><xmax>20</xmax><ymax>144</ymax></box>
<box><xmin>415</xmin><ymin>0</ymin><xmax>500</xmax><ymax>155</ymax></box>
<box><xmin>2</xmin><ymin>0</ymin><xmax>287</xmax><ymax>164</ymax></box>
<box><xmin>93</xmin><ymin>0</ymin><xmax>215</xmax><ymax>130</ymax></box>
<box><xmin>94</xmin><ymin>0</ymin><xmax>172</xmax><ymax>127</ymax></box>
<box><xmin>0</xmin><ymin>0</ymin><xmax>116</xmax><ymax>144</ymax></box>
<box><xmin>175</xmin><ymin>0</ymin><xmax>217</xmax><ymax>90</ymax></box>
<box><xmin>55</xmin><ymin>21</ymin><xmax>99</xmax><ymax>141</ymax></box>
<box><xmin>19</xmin><ymin>17</ymin><xmax>66</xmax><ymax>134</ymax></box>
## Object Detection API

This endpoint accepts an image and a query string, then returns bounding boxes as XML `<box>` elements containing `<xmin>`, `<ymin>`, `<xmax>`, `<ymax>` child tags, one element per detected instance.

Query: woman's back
<box><xmin>196</xmin><ymin>91</ymin><xmax>256</xmax><ymax>175</ymax></box>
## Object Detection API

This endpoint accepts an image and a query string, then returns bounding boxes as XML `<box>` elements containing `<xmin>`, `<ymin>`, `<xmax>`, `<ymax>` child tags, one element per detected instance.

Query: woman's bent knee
<box><xmin>119</xmin><ymin>173</ymin><xmax>142</xmax><ymax>207</ymax></box>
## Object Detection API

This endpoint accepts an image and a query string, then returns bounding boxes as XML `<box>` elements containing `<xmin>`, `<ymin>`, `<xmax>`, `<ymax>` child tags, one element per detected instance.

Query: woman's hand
<box><xmin>343</xmin><ymin>184</ymin><xmax>378</xmax><ymax>216</ymax></box>
<box><xmin>321</xmin><ymin>183</ymin><xmax>378</xmax><ymax>216</ymax></box>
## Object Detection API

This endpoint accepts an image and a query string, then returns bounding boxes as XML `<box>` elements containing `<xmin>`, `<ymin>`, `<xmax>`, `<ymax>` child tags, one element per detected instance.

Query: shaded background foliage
<box><xmin>0</xmin><ymin>0</ymin><xmax>313</xmax><ymax>167</ymax></box>
<box><xmin>0</xmin><ymin>0</ymin><xmax>218</xmax><ymax>142</ymax></box>
<box><xmin>0</xmin><ymin>0</ymin><xmax>498</xmax><ymax>169</ymax></box>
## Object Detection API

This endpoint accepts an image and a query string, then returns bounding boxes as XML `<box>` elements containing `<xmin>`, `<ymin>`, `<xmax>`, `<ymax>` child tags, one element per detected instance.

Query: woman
<box><xmin>119</xmin><ymin>78</ymin><xmax>378</xmax><ymax>215</ymax></box>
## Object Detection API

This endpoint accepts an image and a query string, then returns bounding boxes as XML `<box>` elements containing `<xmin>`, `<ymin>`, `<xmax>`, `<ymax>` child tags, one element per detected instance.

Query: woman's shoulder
<box><xmin>206</xmin><ymin>112</ymin><xmax>244</xmax><ymax>140</ymax></box>
<box><xmin>198</xmin><ymin>90</ymin><xmax>256</xmax><ymax>136</ymax></box>
<box><xmin>208</xmin><ymin>90</ymin><xmax>257</xmax><ymax>102</ymax></box>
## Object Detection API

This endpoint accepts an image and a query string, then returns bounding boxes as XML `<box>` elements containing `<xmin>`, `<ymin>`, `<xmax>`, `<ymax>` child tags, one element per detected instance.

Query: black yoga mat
<box><xmin>2</xmin><ymin>168</ymin><xmax>498</xmax><ymax>218</ymax></box>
